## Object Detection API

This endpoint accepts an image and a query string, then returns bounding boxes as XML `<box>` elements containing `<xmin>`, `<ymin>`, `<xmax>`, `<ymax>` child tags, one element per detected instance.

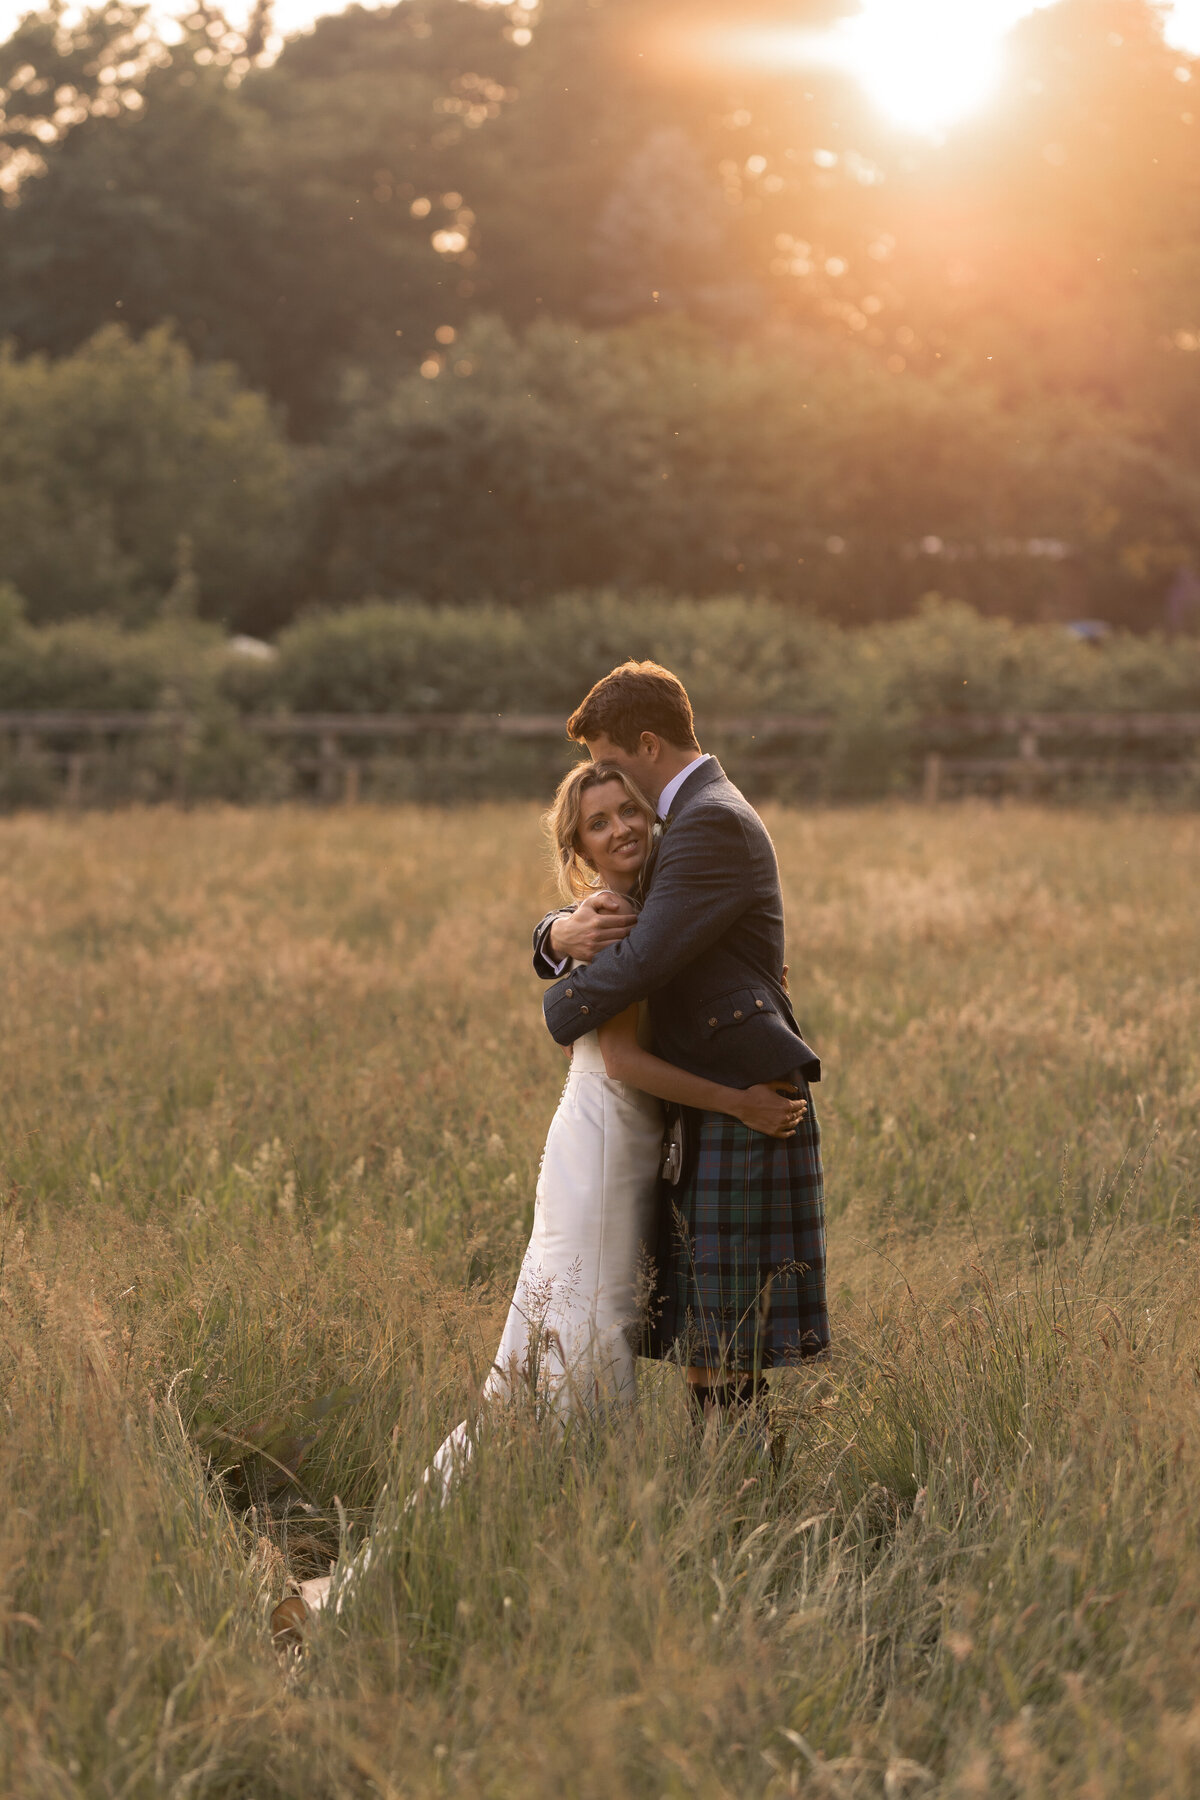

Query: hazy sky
<box><xmin>3</xmin><ymin>0</ymin><xmax>1200</xmax><ymax>136</ymax></box>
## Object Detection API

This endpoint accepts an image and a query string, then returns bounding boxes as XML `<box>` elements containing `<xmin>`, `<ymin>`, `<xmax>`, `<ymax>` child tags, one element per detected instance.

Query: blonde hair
<box><xmin>543</xmin><ymin>762</ymin><xmax>656</xmax><ymax>904</ymax></box>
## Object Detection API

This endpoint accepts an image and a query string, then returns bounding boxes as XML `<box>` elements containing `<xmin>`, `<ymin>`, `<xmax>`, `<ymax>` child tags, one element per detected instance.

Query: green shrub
<box><xmin>269</xmin><ymin>592</ymin><xmax>1200</xmax><ymax>720</ymax></box>
<box><xmin>0</xmin><ymin>616</ymin><xmax>227</xmax><ymax>712</ymax></box>
<box><xmin>267</xmin><ymin>593</ymin><xmax>838</xmax><ymax>717</ymax></box>
<box><xmin>6</xmin><ymin>593</ymin><xmax>1200</xmax><ymax>726</ymax></box>
<box><xmin>851</xmin><ymin>598</ymin><xmax>1200</xmax><ymax>715</ymax></box>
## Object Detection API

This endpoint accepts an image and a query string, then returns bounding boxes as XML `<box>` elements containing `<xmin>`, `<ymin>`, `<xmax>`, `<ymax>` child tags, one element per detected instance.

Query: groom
<box><xmin>533</xmin><ymin>661</ymin><xmax>828</xmax><ymax>1414</ymax></box>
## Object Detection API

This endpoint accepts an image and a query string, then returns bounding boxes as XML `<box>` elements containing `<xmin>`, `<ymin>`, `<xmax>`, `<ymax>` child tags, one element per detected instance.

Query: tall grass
<box><xmin>2</xmin><ymin>803</ymin><xmax>1199</xmax><ymax>1796</ymax></box>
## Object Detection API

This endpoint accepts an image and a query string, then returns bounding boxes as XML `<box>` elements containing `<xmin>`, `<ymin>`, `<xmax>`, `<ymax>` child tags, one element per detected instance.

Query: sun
<box><xmin>710</xmin><ymin>1</ymin><xmax>1200</xmax><ymax>138</ymax></box>
<box><xmin>703</xmin><ymin>1</ymin><xmax>1056</xmax><ymax>138</ymax></box>
<box><xmin>830</xmin><ymin>3</ymin><xmax>1031</xmax><ymax>136</ymax></box>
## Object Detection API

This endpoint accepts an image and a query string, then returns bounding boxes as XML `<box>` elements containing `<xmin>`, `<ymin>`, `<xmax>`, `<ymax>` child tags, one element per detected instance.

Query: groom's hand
<box><xmin>548</xmin><ymin>891</ymin><xmax>636</xmax><ymax>964</ymax></box>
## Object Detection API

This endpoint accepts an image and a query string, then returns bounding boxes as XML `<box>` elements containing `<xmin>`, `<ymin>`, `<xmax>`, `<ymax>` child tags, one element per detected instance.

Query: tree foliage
<box><xmin>0</xmin><ymin>325</ymin><xmax>295</xmax><ymax>623</ymax></box>
<box><xmin>2</xmin><ymin>0</ymin><xmax>1200</xmax><ymax>628</ymax></box>
<box><xmin>309</xmin><ymin>317</ymin><xmax>1200</xmax><ymax>625</ymax></box>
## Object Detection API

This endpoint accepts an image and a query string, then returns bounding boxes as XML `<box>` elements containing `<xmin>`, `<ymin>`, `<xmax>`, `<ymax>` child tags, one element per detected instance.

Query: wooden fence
<box><xmin>1</xmin><ymin>709</ymin><xmax>1199</xmax><ymax>805</ymax></box>
<box><xmin>916</xmin><ymin>712</ymin><xmax>1200</xmax><ymax>803</ymax></box>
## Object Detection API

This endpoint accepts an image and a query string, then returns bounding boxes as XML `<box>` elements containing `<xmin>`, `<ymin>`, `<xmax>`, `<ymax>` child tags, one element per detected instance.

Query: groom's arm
<box><xmin>543</xmin><ymin>806</ymin><xmax>753</xmax><ymax>1046</ymax></box>
<box><xmin>532</xmin><ymin>893</ymin><xmax>637</xmax><ymax>978</ymax></box>
<box><xmin>533</xmin><ymin>909</ymin><xmax>570</xmax><ymax>980</ymax></box>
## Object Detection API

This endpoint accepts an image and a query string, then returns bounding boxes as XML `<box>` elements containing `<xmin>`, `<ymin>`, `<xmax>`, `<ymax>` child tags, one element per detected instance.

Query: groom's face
<box><xmin>582</xmin><ymin>733</ymin><xmax>662</xmax><ymax>804</ymax></box>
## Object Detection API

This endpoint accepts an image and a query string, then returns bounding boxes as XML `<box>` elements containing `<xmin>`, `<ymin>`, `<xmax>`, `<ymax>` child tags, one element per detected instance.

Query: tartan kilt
<box><xmin>646</xmin><ymin>1080</ymin><xmax>828</xmax><ymax>1372</ymax></box>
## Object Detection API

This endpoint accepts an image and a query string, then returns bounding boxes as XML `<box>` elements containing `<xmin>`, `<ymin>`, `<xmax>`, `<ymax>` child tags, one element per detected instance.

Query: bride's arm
<box><xmin>596</xmin><ymin>1006</ymin><xmax>805</xmax><ymax>1139</ymax></box>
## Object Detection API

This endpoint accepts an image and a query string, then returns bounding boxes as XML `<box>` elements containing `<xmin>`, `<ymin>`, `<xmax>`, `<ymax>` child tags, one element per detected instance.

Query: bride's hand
<box><xmin>735</xmin><ymin>1082</ymin><xmax>808</xmax><ymax>1139</ymax></box>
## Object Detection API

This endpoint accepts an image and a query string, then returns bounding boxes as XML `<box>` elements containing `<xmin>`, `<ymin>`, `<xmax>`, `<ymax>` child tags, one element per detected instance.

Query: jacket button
<box><xmin>708</xmin><ymin>1016</ymin><xmax>718</xmax><ymax>1027</ymax></box>
<box><xmin>756</xmin><ymin>999</ymin><xmax>764</xmax><ymax>1009</ymax></box>
<box><xmin>733</xmin><ymin>1010</ymin><xmax>743</xmax><ymax>1020</ymax></box>
<box><xmin>580</xmin><ymin>1005</ymin><xmax>590</xmax><ymax>1015</ymax></box>
<box><xmin>564</xmin><ymin>988</ymin><xmax>573</xmax><ymax>997</ymax></box>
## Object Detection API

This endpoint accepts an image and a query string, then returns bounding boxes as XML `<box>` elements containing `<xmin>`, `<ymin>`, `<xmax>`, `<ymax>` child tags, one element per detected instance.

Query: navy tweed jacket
<box><xmin>534</xmin><ymin>759</ymin><xmax>820</xmax><ymax>1089</ymax></box>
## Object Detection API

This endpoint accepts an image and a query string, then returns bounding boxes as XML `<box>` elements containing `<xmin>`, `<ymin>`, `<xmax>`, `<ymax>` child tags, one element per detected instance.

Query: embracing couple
<box><xmin>279</xmin><ymin>661</ymin><xmax>826</xmax><ymax>1633</ymax></box>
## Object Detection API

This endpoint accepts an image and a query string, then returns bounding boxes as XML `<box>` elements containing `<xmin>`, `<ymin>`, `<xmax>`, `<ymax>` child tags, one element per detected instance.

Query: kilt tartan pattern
<box><xmin>652</xmin><ymin>1081</ymin><xmax>828</xmax><ymax>1371</ymax></box>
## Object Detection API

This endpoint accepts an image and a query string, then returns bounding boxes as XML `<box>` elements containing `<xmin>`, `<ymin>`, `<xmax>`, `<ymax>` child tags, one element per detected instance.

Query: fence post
<box><xmin>923</xmin><ymin>751</ymin><xmax>943</xmax><ymax>805</ymax></box>
<box><xmin>318</xmin><ymin>732</ymin><xmax>341</xmax><ymax>802</ymax></box>
<box><xmin>1016</xmin><ymin>727</ymin><xmax>1040</xmax><ymax>798</ymax></box>
<box><xmin>172</xmin><ymin>717</ymin><xmax>189</xmax><ymax>806</ymax></box>
<box><xmin>342</xmin><ymin>759</ymin><xmax>360</xmax><ymax>805</ymax></box>
<box><xmin>65</xmin><ymin>752</ymin><xmax>86</xmax><ymax>808</ymax></box>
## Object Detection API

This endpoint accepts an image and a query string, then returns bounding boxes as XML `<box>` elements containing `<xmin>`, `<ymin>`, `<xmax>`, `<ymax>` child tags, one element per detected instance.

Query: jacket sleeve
<box><xmin>532</xmin><ymin>907</ymin><xmax>574</xmax><ymax>980</ymax></box>
<box><xmin>543</xmin><ymin>806</ymin><xmax>752</xmax><ymax>1046</ymax></box>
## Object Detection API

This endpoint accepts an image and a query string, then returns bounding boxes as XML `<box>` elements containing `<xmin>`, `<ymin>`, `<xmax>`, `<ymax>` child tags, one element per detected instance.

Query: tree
<box><xmin>878</xmin><ymin>2</ymin><xmax>1200</xmax><ymax>421</ymax></box>
<box><xmin>0</xmin><ymin>0</ymin><xmax>522</xmax><ymax>430</ymax></box>
<box><xmin>465</xmin><ymin>0</ymin><xmax>877</xmax><ymax>332</ymax></box>
<box><xmin>588</xmin><ymin>127</ymin><xmax>759</xmax><ymax>328</ymax></box>
<box><xmin>0</xmin><ymin>325</ymin><xmax>296</xmax><ymax>625</ymax></box>
<box><xmin>233</xmin><ymin>0</ymin><xmax>524</xmax><ymax>427</ymax></box>
<box><xmin>304</xmin><ymin>314</ymin><xmax>1200</xmax><ymax>623</ymax></box>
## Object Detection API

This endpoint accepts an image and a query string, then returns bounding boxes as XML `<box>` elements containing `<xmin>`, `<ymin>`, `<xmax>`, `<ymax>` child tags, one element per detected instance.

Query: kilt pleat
<box><xmin>649</xmin><ymin>1080</ymin><xmax>828</xmax><ymax>1371</ymax></box>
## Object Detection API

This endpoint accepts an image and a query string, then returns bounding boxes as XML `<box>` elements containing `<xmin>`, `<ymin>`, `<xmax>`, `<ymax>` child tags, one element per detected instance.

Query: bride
<box><xmin>273</xmin><ymin>762</ymin><xmax>805</xmax><ymax>1636</ymax></box>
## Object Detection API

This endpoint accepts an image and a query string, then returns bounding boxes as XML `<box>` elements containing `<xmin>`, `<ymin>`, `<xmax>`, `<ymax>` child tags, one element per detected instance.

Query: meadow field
<box><xmin>2</xmin><ymin>800</ymin><xmax>1200</xmax><ymax>1799</ymax></box>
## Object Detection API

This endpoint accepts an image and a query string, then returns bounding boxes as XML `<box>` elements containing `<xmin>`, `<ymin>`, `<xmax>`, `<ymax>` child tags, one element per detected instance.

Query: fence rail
<box><xmin>2</xmin><ymin>709</ymin><xmax>1199</xmax><ymax>806</ymax></box>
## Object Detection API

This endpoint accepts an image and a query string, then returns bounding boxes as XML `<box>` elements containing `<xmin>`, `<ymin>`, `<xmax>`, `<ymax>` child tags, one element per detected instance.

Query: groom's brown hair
<box><xmin>567</xmin><ymin>661</ymin><xmax>700</xmax><ymax>753</ymax></box>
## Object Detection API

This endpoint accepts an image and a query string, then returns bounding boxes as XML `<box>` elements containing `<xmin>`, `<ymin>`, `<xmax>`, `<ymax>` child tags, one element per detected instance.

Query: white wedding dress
<box><xmin>423</xmin><ymin>1024</ymin><xmax>662</xmax><ymax>1494</ymax></box>
<box><xmin>292</xmin><ymin>1022</ymin><xmax>662</xmax><ymax>1620</ymax></box>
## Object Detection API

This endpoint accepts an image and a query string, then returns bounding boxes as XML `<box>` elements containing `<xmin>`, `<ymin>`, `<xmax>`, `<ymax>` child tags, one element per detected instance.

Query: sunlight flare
<box><xmin>708</xmin><ymin>2</ymin><xmax>1046</xmax><ymax>136</ymax></box>
<box><xmin>704</xmin><ymin>0</ymin><xmax>1200</xmax><ymax>137</ymax></box>
<box><xmin>830</xmin><ymin>2</ymin><xmax>1029</xmax><ymax>134</ymax></box>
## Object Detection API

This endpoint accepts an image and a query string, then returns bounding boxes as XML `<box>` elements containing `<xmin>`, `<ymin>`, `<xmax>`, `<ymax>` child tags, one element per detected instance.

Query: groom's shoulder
<box><xmin>677</xmin><ymin>769</ymin><xmax>739</xmax><ymax>822</ymax></box>
<box><xmin>674</xmin><ymin>770</ymin><xmax>770</xmax><ymax>848</ymax></box>
<box><xmin>695</xmin><ymin>770</ymin><xmax>765</xmax><ymax>828</ymax></box>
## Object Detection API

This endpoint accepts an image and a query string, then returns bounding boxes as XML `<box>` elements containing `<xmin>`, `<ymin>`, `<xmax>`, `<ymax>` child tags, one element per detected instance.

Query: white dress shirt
<box><xmin>654</xmin><ymin>753</ymin><xmax>712</xmax><ymax>822</ymax></box>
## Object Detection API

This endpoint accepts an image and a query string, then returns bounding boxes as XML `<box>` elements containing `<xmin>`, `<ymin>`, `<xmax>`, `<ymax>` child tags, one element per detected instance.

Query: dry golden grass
<box><xmin>2</xmin><ymin>801</ymin><xmax>1199</xmax><ymax>1798</ymax></box>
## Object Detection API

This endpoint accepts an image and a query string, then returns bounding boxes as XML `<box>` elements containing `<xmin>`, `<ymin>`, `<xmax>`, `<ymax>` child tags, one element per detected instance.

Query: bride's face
<box><xmin>575</xmin><ymin>779</ymin><xmax>651</xmax><ymax>888</ymax></box>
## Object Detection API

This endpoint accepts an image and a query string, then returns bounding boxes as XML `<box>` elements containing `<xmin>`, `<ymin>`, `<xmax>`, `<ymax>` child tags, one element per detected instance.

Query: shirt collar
<box><xmin>656</xmin><ymin>754</ymin><xmax>712</xmax><ymax>822</ymax></box>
